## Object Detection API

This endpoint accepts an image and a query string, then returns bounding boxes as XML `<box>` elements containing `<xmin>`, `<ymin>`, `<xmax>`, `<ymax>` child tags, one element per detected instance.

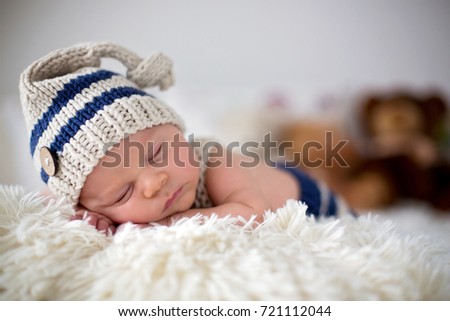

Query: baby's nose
<box><xmin>143</xmin><ymin>172</ymin><xmax>168</xmax><ymax>199</ymax></box>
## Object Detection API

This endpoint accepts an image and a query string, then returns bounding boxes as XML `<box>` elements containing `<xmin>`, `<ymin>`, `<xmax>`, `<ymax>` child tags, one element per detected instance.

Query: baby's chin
<box><xmin>155</xmin><ymin>200</ymin><xmax>195</xmax><ymax>224</ymax></box>
<box><xmin>152</xmin><ymin>212</ymin><xmax>181</xmax><ymax>226</ymax></box>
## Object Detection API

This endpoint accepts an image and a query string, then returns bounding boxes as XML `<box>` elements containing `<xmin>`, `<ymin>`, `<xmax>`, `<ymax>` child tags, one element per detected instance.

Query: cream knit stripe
<box><xmin>21</xmin><ymin>71</ymin><xmax>85</xmax><ymax>135</ymax></box>
<box><xmin>31</xmin><ymin>74</ymin><xmax>139</xmax><ymax>169</ymax></box>
<box><xmin>46</xmin><ymin>95</ymin><xmax>183</xmax><ymax>204</ymax></box>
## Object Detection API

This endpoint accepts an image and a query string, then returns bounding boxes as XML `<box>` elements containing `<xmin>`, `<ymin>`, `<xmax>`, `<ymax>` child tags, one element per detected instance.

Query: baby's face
<box><xmin>79</xmin><ymin>124</ymin><xmax>200</xmax><ymax>224</ymax></box>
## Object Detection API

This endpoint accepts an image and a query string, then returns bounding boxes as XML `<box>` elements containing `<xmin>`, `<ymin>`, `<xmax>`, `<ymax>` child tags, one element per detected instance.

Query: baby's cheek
<box><xmin>176</xmin><ymin>147</ymin><xmax>194</xmax><ymax>168</ymax></box>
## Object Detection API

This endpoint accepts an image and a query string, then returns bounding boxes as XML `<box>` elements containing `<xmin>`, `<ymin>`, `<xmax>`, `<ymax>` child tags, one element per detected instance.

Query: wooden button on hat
<box><xmin>39</xmin><ymin>146</ymin><xmax>58</xmax><ymax>176</ymax></box>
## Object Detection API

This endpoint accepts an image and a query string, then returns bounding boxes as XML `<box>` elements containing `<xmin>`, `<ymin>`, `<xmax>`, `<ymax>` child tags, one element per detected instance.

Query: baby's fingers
<box><xmin>97</xmin><ymin>217</ymin><xmax>116</xmax><ymax>234</ymax></box>
<box><xmin>70</xmin><ymin>210</ymin><xmax>92</xmax><ymax>223</ymax></box>
<box><xmin>71</xmin><ymin>211</ymin><xmax>99</xmax><ymax>228</ymax></box>
<box><xmin>71</xmin><ymin>210</ymin><xmax>116</xmax><ymax>235</ymax></box>
<box><xmin>84</xmin><ymin>213</ymin><xmax>99</xmax><ymax>228</ymax></box>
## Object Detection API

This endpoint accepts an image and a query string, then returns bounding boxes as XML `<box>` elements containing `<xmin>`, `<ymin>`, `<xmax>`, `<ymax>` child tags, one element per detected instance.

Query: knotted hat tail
<box><xmin>21</xmin><ymin>42</ymin><xmax>174</xmax><ymax>91</ymax></box>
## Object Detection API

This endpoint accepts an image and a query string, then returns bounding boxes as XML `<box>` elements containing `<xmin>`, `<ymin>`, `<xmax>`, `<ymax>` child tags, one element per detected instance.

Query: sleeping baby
<box><xmin>19</xmin><ymin>42</ymin><xmax>350</xmax><ymax>234</ymax></box>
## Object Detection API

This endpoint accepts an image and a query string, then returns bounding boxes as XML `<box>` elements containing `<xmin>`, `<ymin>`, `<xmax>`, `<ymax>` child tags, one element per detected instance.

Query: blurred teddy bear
<box><xmin>352</xmin><ymin>91</ymin><xmax>450</xmax><ymax>211</ymax></box>
<box><xmin>358</xmin><ymin>91</ymin><xmax>448</xmax><ymax>167</ymax></box>
<box><xmin>276</xmin><ymin>90</ymin><xmax>450</xmax><ymax>213</ymax></box>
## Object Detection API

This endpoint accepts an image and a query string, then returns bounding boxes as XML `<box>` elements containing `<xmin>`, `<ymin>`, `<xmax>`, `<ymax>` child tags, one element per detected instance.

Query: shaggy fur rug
<box><xmin>0</xmin><ymin>185</ymin><xmax>449</xmax><ymax>300</ymax></box>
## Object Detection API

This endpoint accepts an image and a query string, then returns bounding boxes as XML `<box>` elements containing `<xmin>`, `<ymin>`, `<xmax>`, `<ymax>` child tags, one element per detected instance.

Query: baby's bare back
<box><xmin>250</xmin><ymin>162</ymin><xmax>300</xmax><ymax>211</ymax></box>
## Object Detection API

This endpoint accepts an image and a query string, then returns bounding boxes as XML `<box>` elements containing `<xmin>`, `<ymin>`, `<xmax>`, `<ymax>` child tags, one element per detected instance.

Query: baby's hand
<box><xmin>71</xmin><ymin>209</ymin><xmax>117</xmax><ymax>235</ymax></box>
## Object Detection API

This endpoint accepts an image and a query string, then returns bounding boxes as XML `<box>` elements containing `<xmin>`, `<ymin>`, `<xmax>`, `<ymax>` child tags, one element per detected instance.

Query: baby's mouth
<box><xmin>164</xmin><ymin>186</ymin><xmax>183</xmax><ymax>211</ymax></box>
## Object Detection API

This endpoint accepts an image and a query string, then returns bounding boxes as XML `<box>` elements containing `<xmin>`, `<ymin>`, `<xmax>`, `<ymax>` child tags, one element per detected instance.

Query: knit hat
<box><xmin>19</xmin><ymin>42</ymin><xmax>184</xmax><ymax>205</ymax></box>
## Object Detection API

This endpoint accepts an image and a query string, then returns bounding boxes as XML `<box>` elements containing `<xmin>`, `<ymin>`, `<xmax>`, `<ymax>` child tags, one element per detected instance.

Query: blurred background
<box><xmin>0</xmin><ymin>0</ymin><xmax>449</xmax><ymax>215</ymax></box>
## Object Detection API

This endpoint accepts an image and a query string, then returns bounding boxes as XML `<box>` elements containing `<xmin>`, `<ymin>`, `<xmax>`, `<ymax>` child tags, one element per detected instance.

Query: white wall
<box><xmin>1</xmin><ymin>0</ymin><xmax>450</xmax><ymax>190</ymax></box>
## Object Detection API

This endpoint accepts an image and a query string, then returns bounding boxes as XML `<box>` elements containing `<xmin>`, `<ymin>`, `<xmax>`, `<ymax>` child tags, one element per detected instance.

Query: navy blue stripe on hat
<box><xmin>29</xmin><ymin>70</ymin><xmax>117</xmax><ymax>155</ymax></box>
<box><xmin>41</xmin><ymin>168</ymin><xmax>49</xmax><ymax>183</ymax></box>
<box><xmin>49</xmin><ymin>86</ymin><xmax>148</xmax><ymax>153</ymax></box>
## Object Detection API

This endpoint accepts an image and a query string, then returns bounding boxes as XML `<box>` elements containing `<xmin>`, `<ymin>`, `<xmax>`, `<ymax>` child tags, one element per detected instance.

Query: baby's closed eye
<box><xmin>115</xmin><ymin>185</ymin><xmax>134</xmax><ymax>205</ymax></box>
<box><xmin>148</xmin><ymin>144</ymin><xmax>163</xmax><ymax>164</ymax></box>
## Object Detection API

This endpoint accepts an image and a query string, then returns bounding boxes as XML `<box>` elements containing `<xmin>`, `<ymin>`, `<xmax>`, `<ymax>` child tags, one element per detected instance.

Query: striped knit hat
<box><xmin>19</xmin><ymin>42</ymin><xmax>184</xmax><ymax>204</ymax></box>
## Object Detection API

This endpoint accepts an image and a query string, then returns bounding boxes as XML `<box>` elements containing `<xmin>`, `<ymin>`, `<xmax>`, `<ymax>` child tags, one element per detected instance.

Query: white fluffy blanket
<box><xmin>0</xmin><ymin>185</ymin><xmax>449</xmax><ymax>300</ymax></box>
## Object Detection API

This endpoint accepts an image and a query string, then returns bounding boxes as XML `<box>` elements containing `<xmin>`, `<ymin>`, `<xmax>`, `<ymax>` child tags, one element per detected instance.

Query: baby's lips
<box><xmin>164</xmin><ymin>186</ymin><xmax>183</xmax><ymax>211</ymax></box>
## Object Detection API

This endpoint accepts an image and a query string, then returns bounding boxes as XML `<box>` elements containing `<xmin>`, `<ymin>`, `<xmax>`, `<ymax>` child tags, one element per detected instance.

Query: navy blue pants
<box><xmin>277</xmin><ymin>164</ymin><xmax>339</xmax><ymax>218</ymax></box>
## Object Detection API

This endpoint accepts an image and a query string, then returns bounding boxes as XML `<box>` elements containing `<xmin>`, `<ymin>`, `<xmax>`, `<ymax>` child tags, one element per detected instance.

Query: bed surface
<box><xmin>1</xmin><ymin>185</ymin><xmax>449</xmax><ymax>300</ymax></box>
